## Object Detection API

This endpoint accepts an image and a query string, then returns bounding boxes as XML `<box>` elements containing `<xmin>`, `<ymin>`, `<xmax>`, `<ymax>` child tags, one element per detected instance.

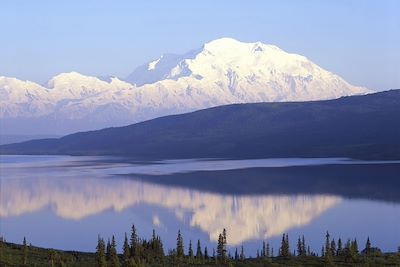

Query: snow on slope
<box><xmin>0</xmin><ymin>73</ymin><xmax>134</xmax><ymax>120</ymax></box>
<box><xmin>1</xmin><ymin>38</ymin><xmax>371</xmax><ymax>135</ymax></box>
<box><xmin>0</xmin><ymin>76</ymin><xmax>53</xmax><ymax>118</ymax></box>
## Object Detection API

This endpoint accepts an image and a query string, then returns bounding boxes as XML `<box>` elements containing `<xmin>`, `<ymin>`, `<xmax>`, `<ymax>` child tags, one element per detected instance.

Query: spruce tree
<box><xmin>365</xmin><ymin>237</ymin><xmax>372</xmax><ymax>255</ymax></box>
<box><xmin>344</xmin><ymin>239</ymin><xmax>351</xmax><ymax>259</ymax></box>
<box><xmin>286</xmin><ymin>234</ymin><xmax>290</xmax><ymax>256</ymax></box>
<box><xmin>234</xmin><ymin>248</ymin><xmax>239</xmax><ymax>260</ymax></box>
<box><xmin>106</xmin><ymin>238</ymin><xmax>111</xmax><ymax>261</ymax></box>
<box><xmin>221</xmin><ymin>228</ymin><xmax>227</xmax><ymax>261</ymax></box>
<box><xmin>351</xmin><ymin>239</ymin><xmax>359</xmax><ymax>255</ymax></box>
<box><xmin>196</xmin><ymin>239</ymin><xmax>203</xmax><ymax>259</ymax></box>
<box><xmin>217</xmin><ymin>233</ymin><xmax>223</xmax><ymax>262</ymax></box>
<box><xmin>130</xmin><ymin>224</ymin><xmax>139</xmax><ymax>260</ymax></box>
<box><xmin>147</xmin><ymin>230</ymin><xmax>164</xmax><ymax>259</ymax></box>
<box><xmin>266</xmin><ymin>242</ymin><xmax>270</xmax><ymax>257</ymax></box>
<box><xmin>262</xmin><ymin>241</ymin><xmax>266</xmax><ymax>257</ymax></box>
<box><xmin>188</xmin><ymin>240</ymin><xmax>194</xmax><ymax>260</ymax></box>
<box><xmin>280</xmin><ymin>233</ymin><xmax>290</xmax><ymax>257</ymax></box>
<box><xmin>223</xmin><ymin>228</ymin><xmax>227</xmax><ymax>247</ymax></box>
<box><xmin>324</xmin><ymin>231</ymin><xmax>333</xmax><ymax>265</ymax></box>
<box><xmin>109</xmin><ymin>235</ymin><xmax>120</xmax><ymax>267</ymax></box>
<box><xmin>96</xmin><ymin>236</ymin><xmax>107</xmax><ymax>267</ymax></box>
<box><xmin>152</xmin><ymin>229</ymin><xmax>156</xmax><ymax>243</ymax></box>
<box><xmin>176</xmin><ymin>230</ymin><xmax>184</xmax><ymax>258</ymax></box>
<box><xmin>204</xmin><ymin>246</ymin><xmax>209</xmax><ymax>260</ymax></box>
<box><xmin>297</xmin><ymin>237</ymin><xmax>302</xmax><ymax>256</ymax></box>
<box><xmin>122</xmin><ymin>233</ymin><xmax>130</xmax><ymax>266</ymax></box>
<box><xmin>330</xmin><ymin>239</ymin><xmax>336</xmax><ymax>257</ymax></box>
<box><xmin>240</xmin><ymin>245</ymin><xmax>245</xmax><ymax>261</ymax></box>
<box><xmin>337</xmin><ymin>238</ymin><xmax>343</xmax><ymax>256</ymax></box>
<box><xmin>325</xmin><ymin>231</ymin><xmax>331</xmax><ymax>256</ymax></box>
<box><xmin>216</xmin><ymin>230</ymin><xmax>228</xmax><ymax>263</ymax></box>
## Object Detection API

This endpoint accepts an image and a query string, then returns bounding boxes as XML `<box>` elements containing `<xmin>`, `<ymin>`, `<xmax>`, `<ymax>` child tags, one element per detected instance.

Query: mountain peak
<box><xmin>126</xmin><ymin>37</ymin><xmax>324</xmax><ymax>87</ymax></box>
<box><xmin>51</xmin><ymin>71</ymin><xmax>86</xmax><ymax>80</ymax></box>
<box><xmin>202</xmin><ymin>37</ymin><xmax>283</xmax><ymax>54</ymax></box>
<box><xmin>203</xmin><ymin>37</ymin><xmax>250</xmax><ymax>53</ymax></box>
<box><xmin>2</xmin><ymin>38</ymin><xmax>371</xmax><ymax>135</ymax></box>
<box><xmin>47</xmin><ymin>72</ymin><xmax>89</xmax><ymax>88</ymax></box>
<box><xmin>204</xmin><ymin>37</ymin><xmax>242</xmax><ymax>47</ymax></box>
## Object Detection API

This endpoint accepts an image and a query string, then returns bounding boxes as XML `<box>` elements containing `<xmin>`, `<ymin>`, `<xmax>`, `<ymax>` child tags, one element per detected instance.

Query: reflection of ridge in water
<box><xmin>1</xmin><ymin>176</ymin><xmax>341</xmax><ymax>244</ymax></box>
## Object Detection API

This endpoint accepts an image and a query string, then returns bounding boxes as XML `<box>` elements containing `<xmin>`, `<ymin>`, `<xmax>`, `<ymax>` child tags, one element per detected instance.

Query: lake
<box><xmin>1</xmin><ymin>155</ymin><xmax>400</xmax><ymax>256</ymax></box>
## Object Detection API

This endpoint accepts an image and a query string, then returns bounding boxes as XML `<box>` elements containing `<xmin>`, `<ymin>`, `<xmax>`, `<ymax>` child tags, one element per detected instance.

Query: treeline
<box><xmin>2</xmin><ymin>227</ymin><xmax>400</xmax><ymax>267</ymax></box>
<box><xmin>93</xmin><ymin>224</ymin><xmax>399</xmax><ymax>267</ymax></box>
<box><xmin>95</xmin><ymin>226</ymin><xmax>164</xmax><ymax>267</ymax></box>
<box><xmin>94</xmin><ymin>226</ymin><xmax>226</xmax><ymax>267</ymax></box>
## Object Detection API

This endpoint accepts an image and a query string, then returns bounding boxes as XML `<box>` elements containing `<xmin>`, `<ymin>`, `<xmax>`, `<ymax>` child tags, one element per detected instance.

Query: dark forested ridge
<box><xmin>1</xmin><ymin>89</ymin><xmax>400</xmax><ymax>159</ymax></box>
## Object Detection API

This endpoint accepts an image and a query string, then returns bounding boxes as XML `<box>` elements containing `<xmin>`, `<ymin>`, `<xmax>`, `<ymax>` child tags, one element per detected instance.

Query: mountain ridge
<box><xmin>1</xmin><ymin>89</ymin><xmax>399</xmax><ymax>160</ymax></box>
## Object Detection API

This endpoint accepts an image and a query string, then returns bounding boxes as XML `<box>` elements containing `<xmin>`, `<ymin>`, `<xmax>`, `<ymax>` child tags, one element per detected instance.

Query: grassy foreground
<box><xmin>1</xmin><ymin>240</ymin><xmax>400</xmax><ymax>267</ymax></box>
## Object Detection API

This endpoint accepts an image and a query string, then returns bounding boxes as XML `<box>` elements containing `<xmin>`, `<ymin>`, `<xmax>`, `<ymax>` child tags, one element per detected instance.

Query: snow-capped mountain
<box><xmin>1</xmin><ymin>38</ymin><xmax>370</xmax><ymax>135</ymax></box>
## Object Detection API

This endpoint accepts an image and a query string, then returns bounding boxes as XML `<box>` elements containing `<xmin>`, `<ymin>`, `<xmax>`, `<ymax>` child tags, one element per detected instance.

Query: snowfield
<box><xmin>0</xmin><ymin>38</ymin><xmax>370</xmax><ymax>135</ymax></box>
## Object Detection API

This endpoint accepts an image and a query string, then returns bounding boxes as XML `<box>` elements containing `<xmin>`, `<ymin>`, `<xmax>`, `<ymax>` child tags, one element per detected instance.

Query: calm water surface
<box><xmin>1</xmin><ymin>155</ymin><xmax>399</xmax><ymax>255</ymax></box>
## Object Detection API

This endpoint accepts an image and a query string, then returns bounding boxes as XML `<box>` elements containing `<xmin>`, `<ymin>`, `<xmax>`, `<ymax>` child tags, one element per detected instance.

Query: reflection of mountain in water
<box><xmin>131</xmin><ymin>163</ymin><xmax>400</xmax><ymax>203</ymax></box>
<box><xmin>0</xmin><ymin>177</ymin><xmax>340</xmax><ymax>244</ymax></box>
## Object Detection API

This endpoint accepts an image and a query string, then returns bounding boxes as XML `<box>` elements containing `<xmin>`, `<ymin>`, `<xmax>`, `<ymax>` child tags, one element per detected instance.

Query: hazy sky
<box><xmin>1</xmin><ymin>0</ymin><xmax>399</xmax><ymax>91</ymax></box>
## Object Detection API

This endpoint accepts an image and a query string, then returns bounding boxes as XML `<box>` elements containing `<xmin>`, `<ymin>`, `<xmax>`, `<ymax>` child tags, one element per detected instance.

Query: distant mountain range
<box><xmin>0</xmin><ymin>134</ymin><xmax>59</xmax><ymax>146</ymax></box>
<box><xmin>1</xmin><ymin>38</ymin><xmax>369</xmax><ymax>135</ymax></box>
<box><xmin>2</xmin><ymin>90</ymin><xmax>399</xmax><ymax>160</ymax></box>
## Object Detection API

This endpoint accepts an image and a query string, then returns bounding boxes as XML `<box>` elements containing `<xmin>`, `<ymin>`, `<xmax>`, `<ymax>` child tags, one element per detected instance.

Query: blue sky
<box><xmin>1</xmin><ymin>0</ymin><xmax>399</xmax><ymax>90</ymax></box>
